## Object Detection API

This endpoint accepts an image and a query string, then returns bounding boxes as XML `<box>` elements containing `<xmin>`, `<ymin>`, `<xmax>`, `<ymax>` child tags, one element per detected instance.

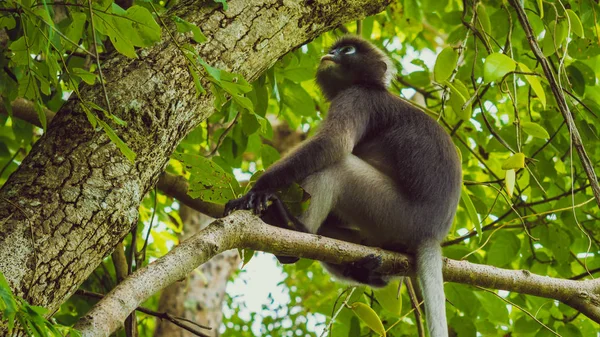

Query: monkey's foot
<box><xmin>344</xmin><ymin>254</ymin><xmax>388</xmax><ymax>287</ymax></box>
<box><xmin>276</xmin><ymin>255</ymin><xmax>300</xmax><ymax>264</ymax></box>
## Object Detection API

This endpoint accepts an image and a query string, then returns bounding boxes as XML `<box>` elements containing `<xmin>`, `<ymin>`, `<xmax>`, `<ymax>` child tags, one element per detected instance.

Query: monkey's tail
<box><xmin>416</xmin><ymin>239</ymin><xmax>448</xmax><ymax>337</ymax></box>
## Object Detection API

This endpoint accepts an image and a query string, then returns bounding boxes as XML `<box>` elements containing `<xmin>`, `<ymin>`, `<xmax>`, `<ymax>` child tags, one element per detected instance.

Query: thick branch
<box><xmin>508</xmin><ymin>0</ymin><xmax>600</xmax><ymax>208</ymax></box>
<box><xmin>74</xmin><ymin>212</ymin><xmax>600</xmax><ymax>336</ymax></box>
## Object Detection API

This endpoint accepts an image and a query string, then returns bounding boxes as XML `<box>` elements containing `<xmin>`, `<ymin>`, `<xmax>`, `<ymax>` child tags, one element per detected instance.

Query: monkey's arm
<box><xmin>224</xmin><ymin>97</ymin><xmax>368</xmax><ymax>215</ymax></box>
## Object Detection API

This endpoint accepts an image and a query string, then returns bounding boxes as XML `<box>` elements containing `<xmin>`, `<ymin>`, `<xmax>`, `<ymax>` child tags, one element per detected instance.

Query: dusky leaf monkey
<box><xmin>225</xmin><ymin>36</ymin><xmax>461</xmax><ymax>337</ymax></box>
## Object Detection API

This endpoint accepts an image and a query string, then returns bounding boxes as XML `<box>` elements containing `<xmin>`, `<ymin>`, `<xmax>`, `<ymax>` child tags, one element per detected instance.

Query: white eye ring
<box><xmin>341</xmin><ymin>46</ymin><xmax>356</xmax><ymax>54</ymax></box>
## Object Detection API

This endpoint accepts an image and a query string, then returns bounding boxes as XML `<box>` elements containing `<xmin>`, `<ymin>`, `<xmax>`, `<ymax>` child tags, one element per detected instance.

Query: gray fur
<box><xmin>226</xmin><ymin>36</ymin><xmax>460</xmax><ymax>337</ymax></box>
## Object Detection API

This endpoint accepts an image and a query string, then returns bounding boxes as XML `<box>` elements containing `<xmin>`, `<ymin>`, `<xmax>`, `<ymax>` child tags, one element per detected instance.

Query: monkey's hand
<box><xmin>223</xmin><ymin>189</ymin><xmax>275</xmax><ymax>216</ymax></box>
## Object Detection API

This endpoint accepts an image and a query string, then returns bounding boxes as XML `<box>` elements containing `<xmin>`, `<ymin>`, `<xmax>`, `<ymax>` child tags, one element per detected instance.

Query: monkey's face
<box><xmin>316</xmin><ymin>36</ymin><xmax>396</xmax><ymax>100</ymax></box>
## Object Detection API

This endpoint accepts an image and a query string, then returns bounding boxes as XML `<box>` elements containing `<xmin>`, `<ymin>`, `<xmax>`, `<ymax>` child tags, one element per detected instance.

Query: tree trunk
<box><xmin>0</xmin><ymin>0</ymin><xmax>390</xmax><ymax>319</ymax></box>
<box><xmin>153</xmin><ymin>207</ymin><xmax>238</xmax><ymax>337</ymax></box>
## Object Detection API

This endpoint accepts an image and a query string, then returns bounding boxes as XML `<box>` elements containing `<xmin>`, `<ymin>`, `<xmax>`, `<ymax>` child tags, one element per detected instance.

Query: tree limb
<box><xmin>74</xmin><ymin>212</ymin><xmax>600</xmax><ymax>336</ymax></box>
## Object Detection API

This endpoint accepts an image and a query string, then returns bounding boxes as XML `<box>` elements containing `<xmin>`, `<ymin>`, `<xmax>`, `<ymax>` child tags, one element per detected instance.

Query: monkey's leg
<box><xmin>261</xmin><ymin>196</ymin><xmax>311</xmax><ymax>264</ymax></box>
<box><xmin>299</xmin><ymin>154</ymin><xmax>413</xmax><ymax>287</ymax></box>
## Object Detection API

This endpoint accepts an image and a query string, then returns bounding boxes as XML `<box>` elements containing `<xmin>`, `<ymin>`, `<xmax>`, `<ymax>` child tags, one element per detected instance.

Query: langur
<box><xmin>225</xmin><ymin>36</ymin><xmax>461</xmax><ymax>337</ymax></box>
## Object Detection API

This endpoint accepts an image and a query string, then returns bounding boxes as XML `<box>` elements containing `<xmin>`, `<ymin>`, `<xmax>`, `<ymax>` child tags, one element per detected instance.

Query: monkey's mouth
<box><xmin>319</xmin><ymin>54</ymin><xmax>338</xmax><ymax>69</ymax></box>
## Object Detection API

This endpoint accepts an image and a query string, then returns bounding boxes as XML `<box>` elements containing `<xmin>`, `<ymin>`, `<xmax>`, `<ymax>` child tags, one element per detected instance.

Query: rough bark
<box><xmin>0</xmin><ymin>0</ymin><xmax>391</xmax><ymax>317</ymax></box>
<box><xmin>153</xmin><ymin>206</ymin><xmax>238</xmax><ymax>337</ymax></box>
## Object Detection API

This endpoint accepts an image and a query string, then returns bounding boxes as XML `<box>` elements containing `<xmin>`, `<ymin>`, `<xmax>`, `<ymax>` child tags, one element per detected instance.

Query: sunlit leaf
<box><xmin>566</xmin><ymin>9</ymin><xmax>584</xmax><ymax>38</ymax></box>
<box><xmin>373</xmin><ymin>280</ymin><xmax>402</xmax><ymax>315</ymax></box>
<box><xmin>461</xmin><ymin>186</ymin><xmax>481</xmax><ymax>240</ymax></box>
<box><xmin>486</xmin><ymin>231</ymin><xmax>520</xmax><ymax>267</ymax></box>
<box><xmin>483</xmin><ymin>53</ymin><xmax>516</xmax><ymax>83</ymax></box>
<box><xmin>518</xmin><ymin>63</ymin><xmax>546</xmax><ymax>108</ymax></box>
<box><xmin>434</xmin><ymin>47</ymin><xmax>457</xmax><ymax>82</ymax></box>
<box><xmin>521</xmin><ymin>122</ymin><xmax>549</xmax><ymax>139</ymax></box>
<box><xmin>505</xmin><ymin>169</ymin><xmax>515</xmax><ymax>197</ymax></box>
<box><xmin>501</xmin><ymin>153</ymin><xmax>525</xmax><ymax>170</ymax></box>
<box><xmin>97</xmin><ymin>119</ymin><xmax>136</xmax><ymax>163</ymax></box>
<box><xmin>349</xmin><ymin>302</ymin><xmax>386</xmax><ymax>336</ymax></box>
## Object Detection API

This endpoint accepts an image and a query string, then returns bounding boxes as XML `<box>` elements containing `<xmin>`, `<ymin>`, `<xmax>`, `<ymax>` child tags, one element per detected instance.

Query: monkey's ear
<box><xmin>379</xmin><ymin>61</ymin><xmax>387</xmax><ymax>72</ymax></box>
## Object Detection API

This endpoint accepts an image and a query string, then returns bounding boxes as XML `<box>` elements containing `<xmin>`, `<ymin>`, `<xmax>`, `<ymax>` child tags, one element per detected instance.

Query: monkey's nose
<box><xmin>320</xmin><ymin>54</ymin><xmax>336</xmax><ymax>63</ymax></box>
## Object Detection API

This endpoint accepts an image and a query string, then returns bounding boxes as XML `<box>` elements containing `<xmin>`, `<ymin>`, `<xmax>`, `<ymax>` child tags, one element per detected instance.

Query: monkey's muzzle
<box><xmin>319</xmin><ymin>54</ymin><xmax>338</xmax><ymax>69</ymax></box>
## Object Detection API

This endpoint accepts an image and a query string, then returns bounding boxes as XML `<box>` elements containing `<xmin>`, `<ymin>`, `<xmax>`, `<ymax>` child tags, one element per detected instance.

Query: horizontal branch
<box><xmin>73</xmin><ymin>212</ymin><xmax>600</xmax><ymax>336</ymax></box>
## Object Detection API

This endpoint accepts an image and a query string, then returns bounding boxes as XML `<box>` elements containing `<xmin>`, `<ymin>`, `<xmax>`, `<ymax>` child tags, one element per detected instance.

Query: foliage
<box><xmin>0</xmin><ymin>272</ymin><xmax>81</xmax><ymax>336</ymax></box>
<box><xmin>1</xmin><ymin>0</ymin><xmax>600</xmax><ymax>336</ymax></box>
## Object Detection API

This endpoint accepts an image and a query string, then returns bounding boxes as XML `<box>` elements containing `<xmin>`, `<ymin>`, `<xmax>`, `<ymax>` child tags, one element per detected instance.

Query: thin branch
<box><xmin>87</xmin><ymin>0</ymin><xmax>112</xmax><ymax>114</ymax></box>
<box><xmin>405</xmin><ymin>278</ymin><xmax>425</xmax><ymax>337</ymax></box>
<box><xmin>508</xmin><ymin>0</ymin><xmax>600</xmax><ymax>209</ymax></box>
<box><xmin>75</xmin><ymin>290</ymin><xmax>211</xmax><ymax>337</ymax></box>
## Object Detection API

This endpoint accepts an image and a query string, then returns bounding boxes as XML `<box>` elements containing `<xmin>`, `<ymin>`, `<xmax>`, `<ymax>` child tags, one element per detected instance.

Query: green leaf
<box><xmin>281</xmin><ymin>81</ymin><xmax>315</xmax><ymax>117</ymax></box>
<box><xmin>434</xmin><ymin>47</ymin><xmax>457</xmax><ymax>82</ymax></box>
<box><xmin>445</xmin><ymin>283</ymin><xmax>481</xmax><ymax>316</ymax></box>
<box><xmin>0</xmin><ymin>15</ymin><xmax>16</xmax><ymax>30</ymax></box>
<box><xmin>214</xmin><ymin>0</ymin><xmax>228</xmax><ymax>10</ymax></box>
<box><xmin>238</xmin><ymin>248</ymin><xmax>254</xmax><ymax>267</ymax></box>
<box><xmin>461</xmin><ymin>186</ymin><xmax>481</xmax><ymax>241</ymax></box>
<box><xmin>62</xmin><ymin>12</ymin><xmax>86</xmax><ymax>50</ymax></box>
<box><xmin>260</xmin><ymin>144</ymin><xmax>280</xmax><ymax>169</ymax></box>
<box><xmin>446</xmin><ymin>79</ymin><xmax>472</xmax><ymax>120</ymax></box>
<box><xmin>521</xmin><ymin>122</ymin><xmax>549</xmax><ymax>139</ymax></box>
<box><xmin>501</xmin><ymin>152</ymin><xmax>525</xmax><ymax>170</ymax></box>
<box><xmin>566</xmin><ymin>65</ymin><xmax>585</xmax><ymax>96</ymax></box>
<box><xmin>566</xmin><ymin>9</ymin><xmax>584</xmax><ymax>38</ymax></box>
<box><xmin>349</xmin><ymin>302</ymin><xmax>385</xmax><ymax>336</ymax></box>
<box><xmin>172</xmin><ymin>152</ymin><xmax>238</xmax><ymax>204</ymax></box>
<box><xmin>188</xmin><ymin>65</ymin><xmax>206</xmax><ymax>96</ymax></box>
<box><xmin>126</xmin><ymin>6</ymin><xmax>162</xmax><ymax>47</ymax></box>
<box><xmin>373</xmin><ymin>280</ymin><xmax>402</xmax><ymax>315</ymax></box>
<box><xmin>80</xmin><ymin>103</ymin><xmax>98</xmax><ymax>128</ymax></box>
<box><xmin>483</xmin><ymin>53</ymin><xmax>516</xmax><ymax>83</ymax></box>
<box><xmin>486</xmin><ymin>231</ymin><xmax>520</xmax><ymax>267</ymax></box>
<box><xmin>536</xmin><ymin>0</ymin><xmax>543</xmax><ymax>18</ymax></box>
<box><xmin>518</xmin><ymin>63</ymin><xmax>546</xmax><ymax>108</ymax></box>
<box><xmin>505</xmin><ymin>169</ymin><xmax>515</xmax><ymax>197</ymax></box>
<box><xmin>34</xmin><ymin>101</ymin><xmax>47</xmax><ymax>132</ymax></box>
<box><xmin>93</xmin><ymin>12</ymin><xmax>137</xmax><ymax>58</ymax></box>
<box><xmin>10</xmin><ymin>37</ymin><xmax>30</xmax><ymax>66</ymax></box>
<box><xmin>475</xmin><ymin>4</ymin><xmax>491</xmax><ymax>36</ymax></box>
<box><xmin>241</xmin><ymin>112</ymin><xmax>260</xmax><ymax>135</ymax></box>
<box><xmin>72</xmin><ymin>68</ymin><xmax>97</xmax><ymax>85</ymax></box>
<box><xmin>173</xmin><ymin>16</ymin><xmax>207</xmax><ymax>43</ymax></box>
<box><xmin>97</xmin><ymin>119</ymin><xmax>136</xmax><ymax>163</ymax></box>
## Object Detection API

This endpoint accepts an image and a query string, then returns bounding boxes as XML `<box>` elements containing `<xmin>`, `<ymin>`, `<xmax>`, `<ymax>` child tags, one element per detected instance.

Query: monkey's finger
<box><xmin>260</xmin><ymin>194</ymin><xmax>270</xmax><ymax>213</ymax></box>
<box><xmin>246</xmin><ymin>193</ymin><xmax>256</xmax><ymax>211</ymax></box>
<box><xmin>253</xmin><ymin>197</ymin><xmax>262</xmax><ymax>214</ymax></box>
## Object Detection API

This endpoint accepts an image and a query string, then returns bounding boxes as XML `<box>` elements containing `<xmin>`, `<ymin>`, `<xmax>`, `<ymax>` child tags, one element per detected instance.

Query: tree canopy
<box><xmin>1</xmin><ymin>0</ymin><xmax>600</xmax><ymax>336</ymax></box>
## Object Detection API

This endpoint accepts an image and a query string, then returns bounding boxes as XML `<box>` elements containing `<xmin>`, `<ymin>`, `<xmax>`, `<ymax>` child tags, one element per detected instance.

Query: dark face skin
<box><xmin>316</xmin><ymin>36</ymin><xmax>390</xmax><ymax>100</ymax></box>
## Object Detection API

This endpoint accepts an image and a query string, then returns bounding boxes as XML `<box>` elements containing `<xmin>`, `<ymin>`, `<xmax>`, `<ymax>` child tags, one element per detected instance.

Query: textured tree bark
<box><xmin>153</xmin><ymin>206</ymin><xmax>238</xmax><ymax>337</ymax></box>
<box><xmin>0</xmin><ymin>0</ymin><xmax>391</xmax><ymax>319</ymax></box>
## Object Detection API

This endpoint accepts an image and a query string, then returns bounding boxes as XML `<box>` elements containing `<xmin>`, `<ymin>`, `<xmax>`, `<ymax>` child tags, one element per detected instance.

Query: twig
<box><xmin>509</xmin><ymin>0</ymin><xmax>600</xmax><ymax>209</ymax></box>
<box><xmin>405</xmin><ymin>278</ymin><xmax>425</xmax><ymax>337</ymax></box>
<box><xmin>87</xmin><ymin>0</ymin><xmax>112</xmax><ymax>114</ymax></box>
<box><xmin>475</xmin><ymin>286</ymin><xmax>561</xmax><ymax>337</ymax></box>
<box><xmin>320</xmin><ymin>287</ymin><xmax>356</xmax><ymax>337</ymax></box>
<box><xmin>75</xmin><ymin>290</ymin><xmax>212</xmax><ymax>337</ymax></box>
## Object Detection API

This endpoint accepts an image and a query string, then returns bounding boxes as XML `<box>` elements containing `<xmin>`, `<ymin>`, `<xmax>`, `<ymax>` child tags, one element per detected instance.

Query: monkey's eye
<box><xmin>340</xmin><ymin>46</ymin><xmax>356</xmax><ymax>55</ymax></box>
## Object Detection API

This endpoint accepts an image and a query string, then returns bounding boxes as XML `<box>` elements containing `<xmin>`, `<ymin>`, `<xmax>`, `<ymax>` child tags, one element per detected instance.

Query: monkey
<box><xmin>225</xmin><ymin>36</ymin><xmax>461</xmax><ymax>337</ymax></box>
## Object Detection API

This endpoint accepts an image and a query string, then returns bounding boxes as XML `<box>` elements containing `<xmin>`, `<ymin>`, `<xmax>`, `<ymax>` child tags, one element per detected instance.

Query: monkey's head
<box><xmin>316</xmin><ymin>36</ymin><xmax>397</xmax><ymax>100</ymax></box>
